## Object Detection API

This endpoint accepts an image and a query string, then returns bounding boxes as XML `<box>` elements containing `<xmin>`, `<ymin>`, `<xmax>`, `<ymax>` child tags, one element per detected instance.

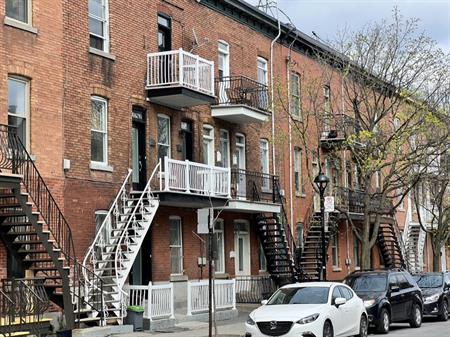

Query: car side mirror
<box><xmin>334</xmin><ymin>297</ymin><xmax>346</xmax><ymax>307</ymax></box>
<box><xmin>261</xmin><ymin>300</ymin><xmax>268</xmax><ymax>305</ymax></box>
<box><xmin>390</xmin><ymin>285</ymin><xmax>400</xmax><ymax>293</ymax></box>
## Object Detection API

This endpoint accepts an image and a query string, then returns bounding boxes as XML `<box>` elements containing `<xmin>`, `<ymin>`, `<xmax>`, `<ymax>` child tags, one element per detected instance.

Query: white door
<box><xmin>234</xmin><ymin>221</ymin><xmax>250</xmax><ymax>276</ymax></box>
<box><xmin>260</xmin><ymin>139</ymin><xmax>270</xmax><ymax>191</ymax></box>
<box><xmin>235</xmin><ymin>134</ymin><xmax>246</xmax><ymax>199</ymax></box>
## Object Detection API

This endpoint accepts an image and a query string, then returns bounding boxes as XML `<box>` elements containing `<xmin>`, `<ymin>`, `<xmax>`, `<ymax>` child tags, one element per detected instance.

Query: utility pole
<box><xmin>208</xmin><ymin>207</ymin><xmax>213</xmax><ymax>337</ymax></box>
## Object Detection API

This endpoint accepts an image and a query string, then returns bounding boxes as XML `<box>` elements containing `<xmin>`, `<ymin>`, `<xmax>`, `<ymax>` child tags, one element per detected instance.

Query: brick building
<box><xmin>0</xmin><ymin>0</ymin><xmax>442</xmax><ymax>329</ymax></box>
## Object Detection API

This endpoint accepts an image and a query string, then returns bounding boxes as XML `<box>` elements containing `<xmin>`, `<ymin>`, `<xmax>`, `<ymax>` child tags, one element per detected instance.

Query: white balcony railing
<box><xmin>147</xmin><ymin>49</ymin><xmax>215</xmax><ymax>97</ymax></box>
<box><xmin>187</xmin><ymin>279</ymin><xmax>236</xmax><ymax>316</ymax></box>
<box><xmin>126</xmin><ymin>282</ymin><xmax>175</xmax><ymax>320</ymax></box>
<box><xmin>159</xmin><ymin>157</ymin><xmax>231</xmax><ymax>198</ymax></box>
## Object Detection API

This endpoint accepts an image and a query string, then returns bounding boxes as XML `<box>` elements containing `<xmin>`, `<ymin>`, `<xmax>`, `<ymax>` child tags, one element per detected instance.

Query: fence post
<box><xmin>186</xmin><ymin>281</ymin><xmax>192</xmax><ymax>316</ymax></box>
<box><xmin>179</xmin><ymin>49</ymin><xmax>184</xmax><ymax>86</ymax></box>
<box><xmin>170</xmin><ymin>283</ymin><xmax>175</xmax><ymax>319</ymax></box>
<box><xmin>185</xmin><ymin>160</ymin><xmax>190</xmax><ymax>193</ymax></box>
<box><xmin>195</xmin><ymin>57</ymin><xmax>200</xmax><ymax>91</ymax></box>
<box><xmin>210</xmin><ymin>62</ymin><xmax>215</xmax><ymax>96</ymax></box>
<box><xmin>164</xmin><ymin>157</ymin><xmax>169</xmax><ymax>191</ymax></box>
<box><xmin>232</xmin><ymin>279</ymin><xmax>236</xmax><ymax>310</ymax></box>
<box><xmin>227</xmin><ymin>167</ymin><xmax>231</xmax><ymax>198</ymax></box>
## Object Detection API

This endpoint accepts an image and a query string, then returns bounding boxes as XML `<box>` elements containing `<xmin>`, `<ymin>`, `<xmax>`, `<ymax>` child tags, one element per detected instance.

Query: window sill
<box><xmin>170</xmin><ymin>274</ymin><xmax>188</xmax><ymax>282</ymax></box>
<box><xmin>4</xmin><ymin>17</ymin><xmax>38</xmax><ymax>34</ymax></box>
<box><xmin>214</xmin><ymin>273</ymin><xmax>229</xmax><ymax>279</ymax></box>
<box><xmin>89</xmin><ymin>47</ymin><xmax>116</xmax><ymax>61</ymax></box>
<box><xmin>332</xmin><ymin>267</ymin><xmax>342</xmax><ymax>272</ymax></box>
<box><xmin>90</xmin><ymin>162</ymin><xmax>113</xmax><ymax>172</ymax></box>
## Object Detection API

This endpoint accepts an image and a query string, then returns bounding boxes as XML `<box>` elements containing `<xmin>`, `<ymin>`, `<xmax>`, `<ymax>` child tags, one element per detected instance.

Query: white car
<box><xmin>245</xmin><ymin>282</ymin><xmax>368</xmax><ymax>337</ymax></box>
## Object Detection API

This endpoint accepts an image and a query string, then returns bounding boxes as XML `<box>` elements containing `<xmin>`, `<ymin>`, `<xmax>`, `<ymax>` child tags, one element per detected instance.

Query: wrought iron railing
<box><xmin>230</xmin><ymin>168</ymin><xmax>275</xmax><ymax>202</ymax></box>
<box><xmin>235</xmin><ymin>276</ymin><xmax>277</xmax><ymax>303</ymax></box>
<box><xmin>0</xmin><ymin>125</ymin><xmax>104</xmax><ymax>328</ymax></box>
<box><xmin>319</xmin><ymin>113</ymin><xmax>360</xmax><ymax>140</ymax></box>
<box><xmin>215</xmin><ymin>76</ymin><xmax>269</xmax><ymax>112</ymax></box>
<box><xmin>333</xmin><ymin>186</ymin><xmax>393</xmax><ymax>214</ymax></box>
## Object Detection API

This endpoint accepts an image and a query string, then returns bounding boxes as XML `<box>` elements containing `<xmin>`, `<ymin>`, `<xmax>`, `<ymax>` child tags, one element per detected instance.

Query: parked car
<box><xmin>344</xmin><ymin>269</ymin><xmax>423</xmax><ymax>333</ymax></box>
<box><xmin>245</xmin><ymin>282</ymin><xmax>368</xmax><ymax>337</ymax></box>
<box><xmin>412</xmin><ymin>272</ymin><xmax>450</xmax><ymax>321</ymax></box>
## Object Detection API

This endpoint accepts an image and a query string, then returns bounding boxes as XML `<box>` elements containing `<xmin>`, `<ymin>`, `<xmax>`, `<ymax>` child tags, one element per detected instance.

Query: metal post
<box><xmin>320</xmin><ymin>188</ymin><xmax>327</xmax><ymax>281</ymax></box>
<box><xmin>208</xmin><ymin>208</ymin><xmax>213</xmax><ymax>337</ymax></box>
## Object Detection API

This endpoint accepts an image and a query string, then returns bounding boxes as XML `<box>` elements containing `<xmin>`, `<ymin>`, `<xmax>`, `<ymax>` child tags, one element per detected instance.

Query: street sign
<box><xmin>324</xmin><ymin>196</ymin><xmax>335</xmax><ymax>212</ymax></box>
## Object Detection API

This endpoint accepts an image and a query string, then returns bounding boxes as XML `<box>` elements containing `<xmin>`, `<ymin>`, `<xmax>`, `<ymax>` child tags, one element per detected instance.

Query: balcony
<box><xmin>153</xmin><ymin>157</ymin><xmax>230</xmax><ymax>208</ymax></box>
<box><xmin>146</xmin><ymin>49</ymin><xmax>215</xmax><ymax>109</ymax></box>
<box><xmin>211</xmin><ymin>76</ymin><xmax>270</xmax><ymax>123</ymax></box>
<box><xmin>333</xmin><ymin>186</ymin><xmax>393</xmax><ymax>215</ymax></box>
<box><xmin>320</xmin><ymin>113</ymin><xmax>360</xmax><ymax>148</ymax></box>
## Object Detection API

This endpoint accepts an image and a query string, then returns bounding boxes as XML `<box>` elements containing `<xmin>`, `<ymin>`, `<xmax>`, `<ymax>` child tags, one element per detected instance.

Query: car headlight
<box><xmin>297</xmin><ymin>313</ymin><xmax>320</xmax><ymax>324</ymax></box>
<box><xmin>364</xmin><ymin>299</ymin><xmax>376</xmax><ymax>308</ymax></box>
<box><xmin>246</xmin><ymin>316</ymin><xmax>256</xmax><ymax>325</ymax></box>
<box><xmin>424</xmin><ymin>293</ymin><xmax>440</xmax><ymax>304</ymax></box>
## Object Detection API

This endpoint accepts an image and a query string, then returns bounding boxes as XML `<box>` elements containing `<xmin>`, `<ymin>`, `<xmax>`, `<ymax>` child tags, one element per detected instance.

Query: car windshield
<box><xmin>347</xmin><ymin>275</ymin><xmax>387</xmax><ymax>292</ymax></box>
<box><xmin>267</xmin><ymin>287</ymin><xmax>329</xmax><ymax>305</ymax></box>
<box><xmin>412</xmin><ymin>275</ymin><xmax>443</xmax><ymax>288</ymax></box>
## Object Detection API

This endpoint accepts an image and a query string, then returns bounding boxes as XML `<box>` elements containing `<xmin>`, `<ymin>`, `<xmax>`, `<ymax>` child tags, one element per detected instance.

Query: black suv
<box><xmin>413</xmin><ymin>272</ymin><xmax>450</xmax><ymax>321</ymax></box>
<box><xmin>344</xmin><ymin>269</ymin><xmax>423</xmax><ymax>333</ymax></box>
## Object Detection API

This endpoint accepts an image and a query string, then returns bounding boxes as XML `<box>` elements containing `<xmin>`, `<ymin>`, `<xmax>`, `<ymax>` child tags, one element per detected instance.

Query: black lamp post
<box><xmin>314</xmin><ymin>172</ymin><xmax>329</xmax><ymax>281</ymax></box>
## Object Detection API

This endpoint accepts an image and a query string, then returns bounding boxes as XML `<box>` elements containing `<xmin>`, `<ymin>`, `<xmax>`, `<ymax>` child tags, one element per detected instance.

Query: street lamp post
<box><xmin>314</xmin><ymin>172</ymin><xmax>329</xmax><ymax>281</ymax></box>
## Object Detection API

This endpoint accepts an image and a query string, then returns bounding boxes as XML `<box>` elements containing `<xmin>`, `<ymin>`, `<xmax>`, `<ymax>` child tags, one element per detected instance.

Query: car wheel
<box><xmin>409</xmin><ymin>303</ymin><xmax>422</xmax><ymax>328</ymax></box>
<box><xmin>323</xmin><ymin>320</ymin><xmax>334</xmax><ymax>337</ymax></box>
<box><xmin>376</xmin><ymin>308</ymin><xmax>390</xmax><ymax>334</ymax></box>
<box><xmin>355</xmin><ymin>315</ymin><xmax>368</xmax><ymax>337</ymax></box>
<box><xmin>439</xmin><ymin>300</ymin><xmax>448</xmax><ymax>321</ymax></box>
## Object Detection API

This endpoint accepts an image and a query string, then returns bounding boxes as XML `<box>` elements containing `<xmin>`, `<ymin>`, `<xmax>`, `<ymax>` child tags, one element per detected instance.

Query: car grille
<box><xmin>257</xmin><ymin>321</ymin><xmax>293</xmax><ymax>336</ymax></box>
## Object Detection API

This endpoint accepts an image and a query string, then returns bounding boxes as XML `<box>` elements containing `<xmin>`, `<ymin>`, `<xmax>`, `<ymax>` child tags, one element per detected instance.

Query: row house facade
<box><xmin>0</xmin><ymin>0</ymin><xmax>442</xmax><ymax>331</ymax></box>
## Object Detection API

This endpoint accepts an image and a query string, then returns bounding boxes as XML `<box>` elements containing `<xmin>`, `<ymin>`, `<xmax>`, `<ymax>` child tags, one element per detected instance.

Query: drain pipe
<box><xmin>270</xmin><ymin>1</ymin><xmax>281</xmax><ymax>176</ymax></box>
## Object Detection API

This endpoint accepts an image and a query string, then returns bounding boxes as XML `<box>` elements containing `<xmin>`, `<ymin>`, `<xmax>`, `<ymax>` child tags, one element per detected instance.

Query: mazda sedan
<box><xmin>245</xmin><ymin>282</ymin><xmax>368</xmax><ymax>337</ymax></box>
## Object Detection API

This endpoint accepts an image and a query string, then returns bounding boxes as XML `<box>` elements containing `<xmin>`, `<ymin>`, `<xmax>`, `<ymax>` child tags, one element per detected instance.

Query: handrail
<box><xmin>0</xmin><ymin>125</ymin><xmax>105</xmax><ymax>327</ymax></box>
<box><xmin>114</xmin><ymin>162</ymin><xmax>161</xmax><ymax>318</ymax></box>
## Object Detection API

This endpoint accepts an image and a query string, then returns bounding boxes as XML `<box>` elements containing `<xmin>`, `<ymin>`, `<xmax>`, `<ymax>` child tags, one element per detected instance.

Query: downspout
<box><xmin>287</xmin><ymin>56</ymin><xmax>293</xmax><ymax>229</ymax></box>
<box><xmin>270</xmin><ymin>1</ymin><xmax>281</xmax><ymax>176</ymax></box>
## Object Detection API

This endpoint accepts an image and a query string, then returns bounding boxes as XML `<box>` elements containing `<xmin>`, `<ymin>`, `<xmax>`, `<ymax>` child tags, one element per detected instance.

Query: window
<box><xmin>214</xmin><ymin>219</ymin><xmax>225</xmax><ymax>274</ymax></box>
<box><xmin>257</xmin><ymin>57</ymin><xmax>269</xmax><ymax>110</ymax></box>
<box><xmin>260</xmin><ymin>139</ymin><xmax>270</xmax><ymax>190</ymax></box>
<box><xmin>157</xmin><ymin>114</ymin><xmax>171</xmax><ymax>163</ymax></box>
<box><xmin>332</xmin><ymin>287</ymin><xmax>341</xmax><ymax>303</ymax></box>
<box><xmin>294</xmin><ymin>147</ymin><xmax>303</xmax><ymax>195</ymax></box>
<box><xmin>95</xmin><ymin>210</ymin><xmax>110</xmax><ymax>244</ymax></box>
<box><xmin>6</xmin><ymin>0</ymin><xmax>30</xmax><ymax>24</ymax></box>
<box><xmin>91</xmin><ymin>96</ymin><xmax>108</xmax><ymax>164</ymax></box>
<box><xmin>8</xmin><ymin>77</ymin><xmax>29</xmax><ymax>149</ymax></box>
<box><xmin>202</xmin><ymin>125</ymin><xmax>214</xmax><ymax>165</ymax></box>
<box><xmin>290</xmin><ymin>73</ymin><xmax>301</xmax><ymax>119</ymax></box>
<box><xmin>338</xmin><ymin>286</ymin><xmax>354</xmax><ymax>300</ymax></box>
<box><xmin>332</xmin><ymin>232</ymin><xmax>339</xmax><ymax>268</ymax></box>
<box><xmin>235</xmin><ymin>134</ymin><xmax>245</xmax><ymax>168</ymax></box>
<box><xmin>89</xmin><ymin>0</ymin><xmax>109</xmax><ymax>52</ymax></box>
<box><xmin>258</xmin><ymin>241</ymin><xmax>267</xmax><ymax>271</ymax></box>
<box><xmin>158</xmin><ymin>14</ymin><xmax>171</xmax><ymax>52</ymax></box>
<box><xmin>169</xmin><ymin>216</ymin><xmax>183</xmax><ymax>275</ymax></box>
<box><xmin>219</xmin><ymin>129</ymin><xmax>230</xmax><ymax>168</ymax></box>
<box><xmin>353</xmin><ymin>232</ymin><xmax>360</xmax><ymax>269</ymax></box>
<box><xmin>323</xmin><ymin>85</ymin><xmax>331</xmax><ymax>113</ymax></box>
<box><xmin>218</xmin><ymin>41</ymin><xmax>230</xmax><ymax>80</ymax></box>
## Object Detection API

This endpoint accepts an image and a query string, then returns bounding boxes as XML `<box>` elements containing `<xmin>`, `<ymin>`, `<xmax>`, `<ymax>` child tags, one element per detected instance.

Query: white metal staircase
<box><xmin>83</xmin><ymin>166</ymin><xmax>160</xmax><ymax>323</ymax></box>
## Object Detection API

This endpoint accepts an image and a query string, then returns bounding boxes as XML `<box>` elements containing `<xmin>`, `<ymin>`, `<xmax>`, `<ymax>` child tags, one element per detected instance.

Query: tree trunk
<box><xmin>432</xmin><ymin>235</ymin><xmax>441</xmax><ymax>272</ymax></box>
<box><xmin>360</xmin><ymin>215</ymin><xmax>372</xmax><ymax>270</ymax></box>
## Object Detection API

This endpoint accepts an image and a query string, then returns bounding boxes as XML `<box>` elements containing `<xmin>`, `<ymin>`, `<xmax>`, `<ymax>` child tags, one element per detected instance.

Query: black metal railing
<box><xmin>319</xmin><ymin>113</ymin><xmax>360</xmax><ymax>141</ymax></box>
<box><xmin>231</xmin><ymin>169</ymin><xmax>276</xmax><ymax>202</ymax></box>
<box><xmin>0</xmin><ymin>125</ymin><xmax>104</xmax><ymax>328</ymax></box>
<box><xmin>215</xmin><ymin>76</ymin><xmax>269</xmax><ymax>112</ymax></box>
<box><xmin>235</xmin><ymin>276</ymin><xmax>278</xmax><ymax>303</ymax></box>
<box><xmin>333</xmin><ymin>186</ymin><xmax>393</xmax><ymax>214</ymax></box>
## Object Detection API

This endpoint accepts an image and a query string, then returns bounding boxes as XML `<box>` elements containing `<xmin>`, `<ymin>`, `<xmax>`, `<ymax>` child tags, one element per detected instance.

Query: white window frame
<box><xmin>260</xmin><ymin>139</ymin><xmax>270</xmax><ymax>191</ymax></box>
<box><xmin>257</xmin><ymin>57</ymin><xmax>268</xmax><ymax>85</ymax></box>
<box><xmin>219</xmin><ymin>129</ymin><xmax>230</xmax><ymax>168</ymax></box>
<box><xmin>202</xmin><ymin>124</ymin><xmax>214</xmax><ymax>165</ymax></box>
<box><xmin>157</xmin><ymin>114</ymin><xmax>171</xmax><ymax>161</ymax></box>
<box><xmin>332</xmin><ymin>232</ymin><xmax>339</xmax><ymax>268</ymax></box>
<box><xmin>169</xmin><ymin>216</ymin><xmax>183</xmax><ymax>275</ymax></box>
<box><xmin>90</xmin><ymin>96</ymin><xmax>108</xmax><ymax>165</ymax></box>
<box><xmin>7</xmin><ymin>76</ymin><xmax>30</xmax><ymax>150</ymax></box>
<box><xmin>290</xmin><ymin>72</ymin><xmax>301</xmax><ymax>120</ymax></box>
<box><xmin>88</xmin><ymin>0</ymin><xmax>110</xmax><ymax>52</ymax></box>
<box><xmin>218</xmin><ymin>40</ymin><xmax>230</xmax><ymax>79</ymax></box>
<box><xmin>95</xmin><ymin>210</ymin><xmax>110</xmax><ymax>244</ymax></box>
<box><xmin>5</xmin><ymin>0</ymin><xmax>32</xmax><ymax>25</ymax></box>
<box><xmin>235</xmin><ymin>133</ymin><xmax>246</xmax><ymax>168</ymax></box>
<box><xmin>294</xmin><ymin>147</ymin><xmax>303</xmax><ymax>195</ymax></box>
<box><xmin>214</xmin><ymin>219</ymin><xmax>225</xmax><ymax>274</ymax></box>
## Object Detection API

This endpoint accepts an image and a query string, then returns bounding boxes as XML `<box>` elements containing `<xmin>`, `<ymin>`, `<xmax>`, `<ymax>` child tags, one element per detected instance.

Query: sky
<box><xmin>245</xmin><ymin>0</ymin><xmax>450</xmax><ymax>52</ymax></box>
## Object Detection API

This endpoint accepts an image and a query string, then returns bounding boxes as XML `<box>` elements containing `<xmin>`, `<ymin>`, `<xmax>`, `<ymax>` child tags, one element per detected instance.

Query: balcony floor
<box><xmin>147</xmin><ymin>86</ymin><xmax>215</xmax><ymax>109</ymax></box>
<box><xmin>154</xmin><ymin>191</ymin><xmax>229</xmax><ymax>208</ymax></box>
<box><xmin>216</xmin><ymin>199</ymin><xmax>280</xmax><ymax>214</ymax></box>
<box><xmin>211</xmin><ymin>104</ymin><xmax>270</xmax><ymax>123</ymax></box>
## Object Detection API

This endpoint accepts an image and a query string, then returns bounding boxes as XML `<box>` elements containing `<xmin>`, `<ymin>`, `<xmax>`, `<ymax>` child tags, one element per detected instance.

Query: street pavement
<box><xmin>113</xmin><ymin>307</ymin><xmax>450</xmax><ymax>337</ymax></box>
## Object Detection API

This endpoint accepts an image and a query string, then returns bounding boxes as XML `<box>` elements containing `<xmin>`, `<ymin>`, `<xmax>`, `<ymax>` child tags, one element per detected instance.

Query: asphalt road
<box><xmin>378</xmin><ymin>317</ymin><xmax>450</xmax><ymax>337</ymax></box>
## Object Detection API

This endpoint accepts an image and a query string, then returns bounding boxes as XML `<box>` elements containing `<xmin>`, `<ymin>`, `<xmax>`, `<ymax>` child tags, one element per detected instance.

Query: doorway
<box><xmin>131</xmin><ymin>107</ymin><xmax>146</xmax><ymax>191</ymax></box>
<box><xmin>234</xmin><ymin>220</ymin><xmax>251</xmax><ymax>275</ymax></box>
<box><xmin>235</xmin><ymin>134</ymin><xmax>246</xmax><ymax>199</ymax></box>
<box><xmin>180</xmin><ymin>121</ymin><xmax>193</xmax><ymax>161</ymax></box>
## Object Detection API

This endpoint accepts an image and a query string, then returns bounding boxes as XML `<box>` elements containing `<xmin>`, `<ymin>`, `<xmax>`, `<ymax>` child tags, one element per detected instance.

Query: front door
<box><xmin>234</xmin><ymin>221</ymin><xmax>250</xmax><ymax>275</ymax></box>
<box><xmin>235</xmin><ymin>134</ymin><xmax>246</xmax><ymax>199</ymax></box>
<box><xmin>180</xmin><ymin>121</ymin><xmax>193</xmax><ymax>161</ymax></box>
<box><xmin>132</xmin><ymin>107</ymin><xmax>146</xmax><ymax>191</ymax></box>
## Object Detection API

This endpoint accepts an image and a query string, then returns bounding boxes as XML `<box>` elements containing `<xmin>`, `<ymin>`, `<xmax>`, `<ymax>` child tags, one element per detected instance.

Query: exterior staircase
<box><xmin>256</xmin><ymin>178</ymin><xmax>306</xmax><ymax>285</ymax></box>
<box><xmin>404</xmin><ymin>223</ymin><xmax>426</xmax><ymax>273</ymax></box>
<box><xmin>300</xmin><ymin>213</ymin><xmax>338</xmax><ymax>280</ymax></box>
<box><xmin>83</xmin><ymin>167</ymin><xmax>160</xmax><ymax>323</ymax></box>
<box><xmin>377</xmin><ymin>221</ymin><xmax>406</xmax><ymax>269</ymax></box>
<box><xmin>0</xmin><ymin>125</ymin><xmax>105</xmax><ymax>329</ymax></box>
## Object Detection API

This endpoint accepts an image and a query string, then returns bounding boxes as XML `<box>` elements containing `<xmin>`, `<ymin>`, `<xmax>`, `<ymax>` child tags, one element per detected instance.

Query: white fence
<box><xmin>126</xmin><ymin>282</ymin><xmax>174</xmax><ymax>320</ymax></box>
<box><xmin>160</xmin><ymin>157</ymin><xmax>231</xmax><ymax>198</ymax></box>
<box><xmin>147</xmin><ymin>49</ymin><xmax>215</xmax><ymax>97</ymax></box>
<box><xmin>187</xmin><ymin>279</ymin><xmax>236</xmax><ymax>316</ymax></box>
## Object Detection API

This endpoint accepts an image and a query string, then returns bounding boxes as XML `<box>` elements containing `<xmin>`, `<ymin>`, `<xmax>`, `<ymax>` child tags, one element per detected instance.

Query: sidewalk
<box><xmin>113</xmin><ymin>304</ymin><xmax>257</xmax><ymax>337</ymax></box>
